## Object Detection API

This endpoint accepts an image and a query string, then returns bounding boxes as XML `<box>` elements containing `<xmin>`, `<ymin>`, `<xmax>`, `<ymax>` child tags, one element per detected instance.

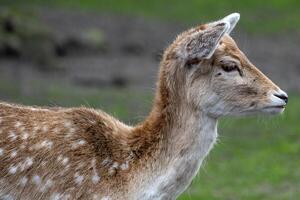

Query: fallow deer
<box><xmin>0</xmin><ymin>13</ymin><xmax>288</xmax><ymax>200</ymax></box>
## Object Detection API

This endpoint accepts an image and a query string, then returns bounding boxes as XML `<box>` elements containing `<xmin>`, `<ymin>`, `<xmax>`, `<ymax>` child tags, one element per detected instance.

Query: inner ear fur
<box><xmin>184</xmin><ymin>22</ymin><xmax>230</xmax><ymax>60</ymax></box>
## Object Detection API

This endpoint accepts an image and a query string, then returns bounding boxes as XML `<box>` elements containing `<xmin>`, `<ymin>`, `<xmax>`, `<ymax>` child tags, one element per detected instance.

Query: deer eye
<box><xmin>221</xmin><ymin>63</ymin><xmax>238</xmax><ymax>72</ymax></box>
<box><xmin>220</xmin><ymin>62</ymin><xmax>243</xmax><ymax>76</ymax></box>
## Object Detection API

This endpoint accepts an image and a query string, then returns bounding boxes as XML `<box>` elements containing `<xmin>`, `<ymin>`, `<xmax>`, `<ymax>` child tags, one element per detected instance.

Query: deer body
<box><xmin>0</xmin><ymin>13</ymin><xmax>288</xmax><ymax>200</ymax></box>
<box><xmin>0</xmin><ymin>101</ymin><xmax>217</xmax><ymax>200</ymax></box>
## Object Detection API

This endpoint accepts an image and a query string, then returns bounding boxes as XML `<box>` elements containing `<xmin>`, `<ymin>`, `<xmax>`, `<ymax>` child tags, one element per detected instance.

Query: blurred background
<box><xmin>0</xmin><ymin>0</ymin><xmax>299</xmax><ymax>199</ymax></box>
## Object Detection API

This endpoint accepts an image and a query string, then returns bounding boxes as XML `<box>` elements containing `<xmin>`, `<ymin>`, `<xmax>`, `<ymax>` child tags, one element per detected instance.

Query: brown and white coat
<box><xmin>0</xmin><ymin>13</ymin><xmax>287</xmax><ymax>200</ymax></box>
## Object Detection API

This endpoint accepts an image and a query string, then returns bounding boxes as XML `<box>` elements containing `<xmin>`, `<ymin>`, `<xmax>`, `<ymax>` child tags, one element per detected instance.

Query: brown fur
<box><xmin>0</xmin><ymin>15</ymin><xmax>286</xmax><ymax>200</ymax></box>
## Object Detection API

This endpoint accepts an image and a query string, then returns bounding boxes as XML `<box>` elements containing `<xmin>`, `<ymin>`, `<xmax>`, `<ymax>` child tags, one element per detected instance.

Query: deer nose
<box><xmin>274</xmin><ymin>92</ymin><xmax>288</xmax><ymax>104</ymax></box>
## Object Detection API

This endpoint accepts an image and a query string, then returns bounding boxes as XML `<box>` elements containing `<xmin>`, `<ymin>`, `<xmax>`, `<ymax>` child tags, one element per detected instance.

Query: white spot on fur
<box><xmin>74</xmin><ymin>172</ymin><xmax>84</xmax><ymax>185</ymax></box>
<box><xmin>92</xmin><ymin>174</ymin><xmax>100</xmax><ymax>184</ymax></box>
<box><xmin>69</xmin><ymin>127</ymin><xmax>76</xmax><ymax>133</ymax></box>
<box><xmin>22</xmin><ymin>132</ymin><xmax>29</xmax><ymax>140</ymax></box>
<box><xmin>8</xmin><ymin>131</ymin><xmax>17</xmax><ymax>141</ymax></box>
<box><xmin>40</xmin><ymin>179</ymin><xmax>53</xmax><ymax>192</ymax></box>
<box><xmin>53</xmin><ymin>127</ymin><xmax>60</xmax><ymax>133</ymax></box>
<box><xmin>101</xmin><ymin>157</ymin><xmax>112</xmax><ymax>166</ymax></box>
<box><xmin>71</xmin><ymin>140</ymin><xmax>86</xmax><ymax>149</ymax></box>
<box><xmin>112</xmin><ymin>162</ymin><xmax>119</xmax><ymax>168</ymax></box>
<box><xmin>41</xmin><ymin>161</ymin><xmax>47</xmax><ymax>167</ymax></box>
<box><xmin>32</xmin><ymin>126</ymin><xmax>39</xmax><ymax>136</ymax></box>
<box><xmin>33</xmin><ymin>126</ymin><xmax>39</xmax><ymax>131</ymax></box>
<box><xmin>32</xmin><ymin>175</ymin><xmax>41</xmax><ymax>185</ymax></box>
<box><xmin>45</xmin><ymin>179</ymin><xmax>53</xmax><ymax>187</ymax></box>
<box><xmin>91</xmin><ymin>158</ymin><xmax>96</xmax><ymax>166</ymax></box>
<box><xmin>10</xmin><ymin>150</ymin><xmax>17</xmax><ymax>158</ymax></box>
<box><xmin>0</xmin><ymin>148</ymin><xmax>3</xmax><ymax>156</ymax></box>
<box><xmin>65</xmin><ymin>127</ymin><xmax>76</xmax><ymax>138</ymax></box>
<box><xmin>120</xmin><ymin>161</ymin><xmax>129</xmax><ymax>170</ymax></box>
<box><xmin>19</xmin><ymin>126</ymin><xmax>25</xmax><ymax>132</ymax></box>
<box><xmin>50</xmin><ymin>192</ymin><xmax>63</xmax><ymax>200</ymax></box>
<box><xmin>75</xmin><ymin>163</ymin><xmax>84</xmax><ymax>170</ymax></box>
<box><xmin>108</xmin><ymin>162</ymin><xmax>119</xmax><ymax>175</ymax></box>
<box><xmin>42</xmin><ymin>125</ymin><xmax>48</xmax><ymax>132</ymax></box>
<box><xmin>66</xmin><ymin>164</ymin><xmax>70</xmax><ymax>169</ymax></box>
<box><xmin>63</xmin><ymin>194</ymin><xmax>71</xmax><ymax>200</ymax></box>
<box><xmin>19</xmin><ymin>176</ymin><xmax>28</xmax><ymax>186</ymax></box>
<box><xmin>101</xmin><ymin>197</ymin><xmax>110</xmax><ymax>200</ymax></box>
<box><xmin>78</xmin><ymin>140</ymin><xmax>86</xmax><ymax>145</ymax></box>
<box><xmin>19</xmin><ymin>157</ymin><xmax>33</xmax><ymax>171</ymax></box>
<box><xmin>91</xmin><ymin>158</ymin><xmax>101</xmax><ymax>184</ymax></box>
<box><xmin>62</xmin><ymin>157</ymin><xmax>69</xmax><ymax>165</ymax></box>
<box><xmin>15</xmin><ymin>121</ymin><xmax>22</xmax><ymax>128</ymax></box>
<box><xmin>1</xmin><ymin>194</ymin><xmax>14</xmax><ymax>200</ymax></box>
<box><xmin>26</xmin><ymin>157</ymin><xmax>33</xmax><ymax>165</ymax></box>
<box><xmin>38</xmin><ymin>140</ymin><xmax>53</xmax><ymax>149</ymax></box>
<box><xmin>8</xmin><ymin>165</ymin><xmax>18</xmax><ymax>174</ymax></box>
<box><xmin>57</xmin><ymin>155</ymin><xmax>63</xmax><ymax>162</ymax></box>
<box><xmin>64</xmin><ymin>121</ymin><xmax>72</xmax><ymax>128</ymax></box>
<box><xmin>62</xmin><ymin>193</ymin><xmax>71</xmax><ymax>200</ymax></box>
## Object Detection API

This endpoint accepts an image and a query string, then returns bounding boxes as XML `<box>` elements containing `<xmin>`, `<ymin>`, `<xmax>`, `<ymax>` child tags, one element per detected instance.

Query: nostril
<box><xmin>274</xmin><ymin>94</ymin><xmax>288</xmax><ymax>104</ymax></box>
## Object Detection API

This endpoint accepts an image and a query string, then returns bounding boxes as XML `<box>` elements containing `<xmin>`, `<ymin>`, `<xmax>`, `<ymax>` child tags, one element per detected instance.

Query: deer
<box><xmin>0</xmin><ymin>13</ymin><xmax>288</xmax><ymax>200</ymax></box>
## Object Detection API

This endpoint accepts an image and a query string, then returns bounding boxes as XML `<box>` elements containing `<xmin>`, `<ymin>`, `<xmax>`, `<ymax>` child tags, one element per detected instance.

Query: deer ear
<box><xmin>184</xmin><ymin>22</ymin><xmax>230</xmax><ymax>60</ymax></box>
<box><xmin>221</xmin><ymin>13</ymin><xmax>240</xmax><ymax>34</ymax></box>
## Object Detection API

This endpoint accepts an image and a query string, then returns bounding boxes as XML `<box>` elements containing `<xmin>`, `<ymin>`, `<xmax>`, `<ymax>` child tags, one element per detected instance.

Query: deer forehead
<box><xmin>214</xmin><ymin>35</ymin><xmax>249</xmax><ymax>66</ymax></box>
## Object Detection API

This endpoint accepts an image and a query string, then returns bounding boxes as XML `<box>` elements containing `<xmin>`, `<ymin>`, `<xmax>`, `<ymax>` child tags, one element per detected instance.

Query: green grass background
<box><xmin>2</xmin><ymin>0</ymin><xmax>300</xmax><ymax>33</ymax></box>
<box><xmin>1</xmin><ymin>0</ymin><xmax>300</xmax><ymax>199</ymax></box>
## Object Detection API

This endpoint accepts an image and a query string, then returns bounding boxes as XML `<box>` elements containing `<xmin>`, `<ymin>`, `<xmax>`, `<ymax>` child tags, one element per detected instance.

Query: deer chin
<box><xmin>225</xmin><ymin>105</ymin><xmax>285</xmax><ymax>117</ymax></box>
<box><xmin>239</xmin><ymin>105</ymin><xmax>285</xmax><ymax>116</ymax></box>
<box><xmin>261</xmin><ymin>105</ymin><xmax>285</xmax><ymax>115</ymax></box>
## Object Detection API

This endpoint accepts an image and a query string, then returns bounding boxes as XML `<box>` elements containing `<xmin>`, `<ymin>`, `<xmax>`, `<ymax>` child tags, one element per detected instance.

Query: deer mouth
<box><xmin>267</xmin><ymin>105</ymin><xmax>286</xmax><ymax>109</ymax></box>
<box><xmin>261</xmin><ymin>105</ymin><xmax>286</xmax><ymax>115</ymax></box>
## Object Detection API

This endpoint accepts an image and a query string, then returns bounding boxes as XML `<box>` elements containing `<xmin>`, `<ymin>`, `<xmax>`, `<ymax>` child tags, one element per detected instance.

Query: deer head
<box><xmin>160</xmin><ymin>13</ymin><xmax>288</xmax><ymax>118</ymax></box>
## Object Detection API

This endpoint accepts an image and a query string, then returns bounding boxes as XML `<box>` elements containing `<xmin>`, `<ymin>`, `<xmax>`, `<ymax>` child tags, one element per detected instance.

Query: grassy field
<box><xmin>2</xmin><ymin>0</ymin><xmax>300</xmax><ymax>33</ymax></box>
<box><xmin>1</xmin><ymin>84</ymin><xmax>299</xmax><ymax>199</ymax></box>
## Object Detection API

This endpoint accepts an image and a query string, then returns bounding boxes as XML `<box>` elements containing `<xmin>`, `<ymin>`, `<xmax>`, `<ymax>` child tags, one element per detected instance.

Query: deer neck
<box><xmin>137</xmin><ymin>77</ymin><xmax>219</xmax><ymax>157</ymax></box>
<box><xmin>145</xmin><ymin>97</ymin><xmax>218</xmax><ymax>167</ymax></box>
<box><xmin>163</xmin><ymin>108</ymin><xmax>217</xmax><ymax>160</ymax></box>
<box><xmin>131</xmin><ymin>84</ymin><xmax>218</xmax><ymax>199</ymax></box>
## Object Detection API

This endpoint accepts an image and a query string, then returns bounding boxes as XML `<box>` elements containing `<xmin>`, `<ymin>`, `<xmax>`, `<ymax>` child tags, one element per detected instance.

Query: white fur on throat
<box><xmin>133</xmin><ymin>113</ymin><xmax>218</xmax><ymax>200</ymax></box>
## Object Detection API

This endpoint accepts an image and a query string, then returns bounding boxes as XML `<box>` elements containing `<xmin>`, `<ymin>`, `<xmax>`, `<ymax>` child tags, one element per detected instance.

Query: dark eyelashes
<box><xmin>221</xmin><ymin>64</ymin><xmax>238</xmax><ymax>72</ymax></box>
<box><xmin>185</xmin><ymin>59</ymin><xmax>243</xmax><ymax>76</ymax></box>
<box><xmin>221</xmin><ymin>63</ymin><xmax>243</xmax><ymax>76</ymax></box>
